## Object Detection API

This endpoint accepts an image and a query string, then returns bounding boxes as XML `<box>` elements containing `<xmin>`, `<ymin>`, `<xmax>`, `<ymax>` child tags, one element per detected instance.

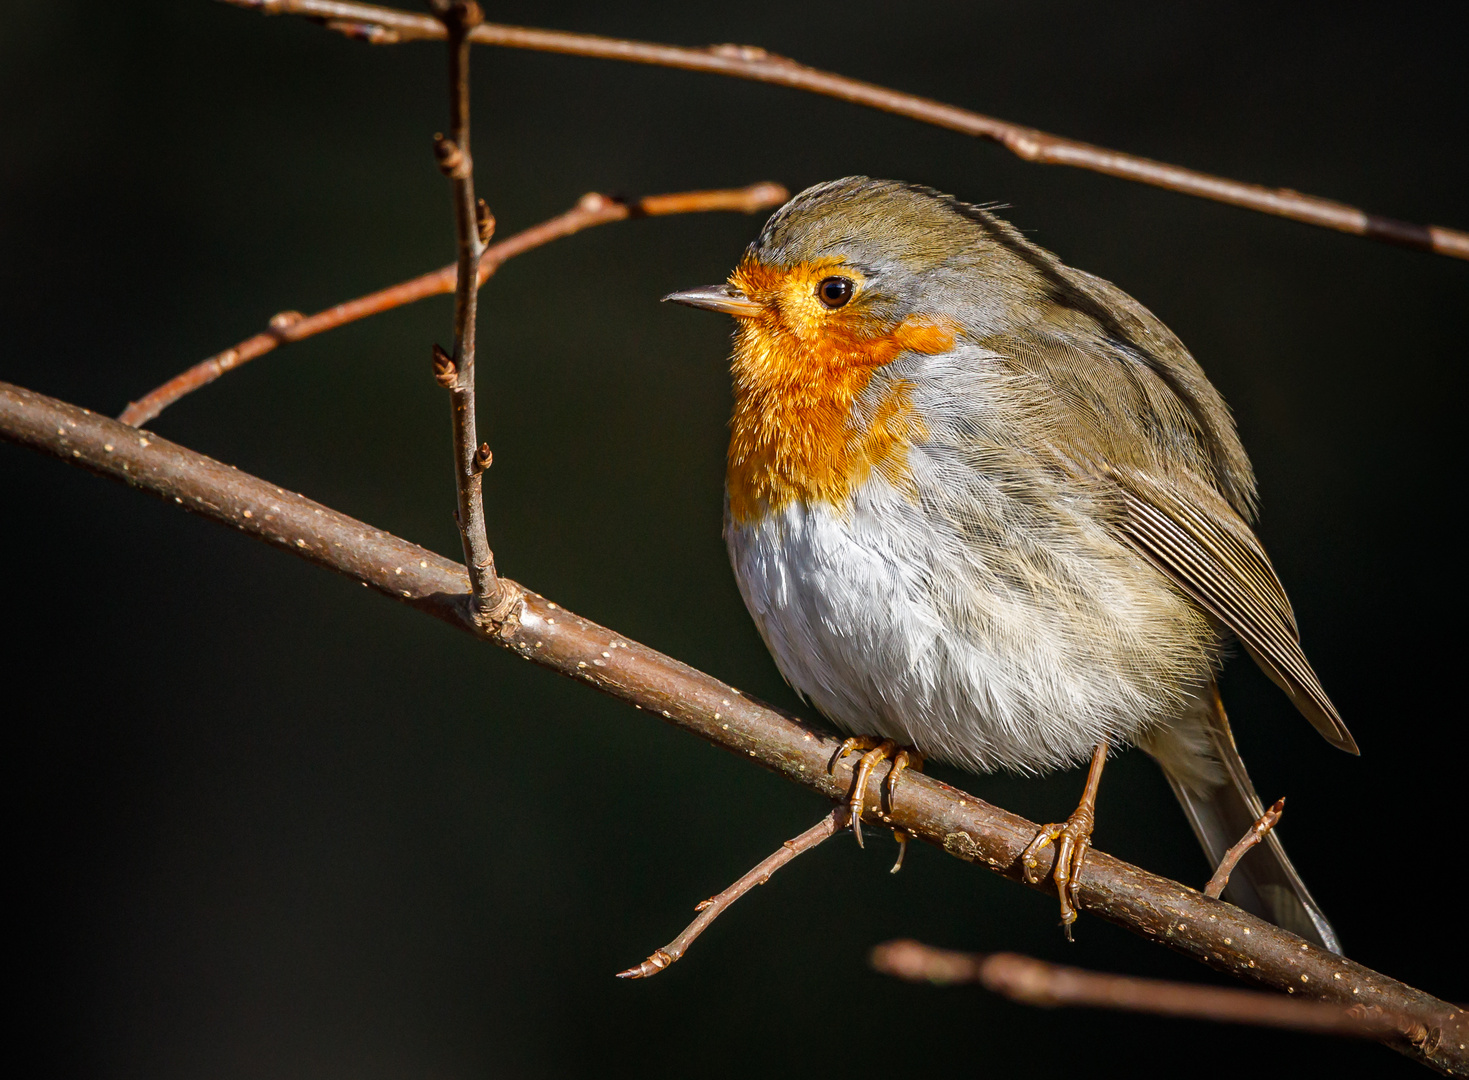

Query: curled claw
<box><xmin>890</xmin><ymin>829</ymin><xmax>910</xmax><ymax>874</ymax></box>
<box><xmin>1021</xmin><ymin>809</ymin><xmax>1094</xmax><ymax>934</ymax></box>
<box><xmin>1021</xmin><ymin>741</ymin><xmax>1107</xmax><ymax>937</ymax></box>
<box><xmin>830</xmin><ymin>737</ymin><xmax>922</xmax><ymax>848</ymax></box>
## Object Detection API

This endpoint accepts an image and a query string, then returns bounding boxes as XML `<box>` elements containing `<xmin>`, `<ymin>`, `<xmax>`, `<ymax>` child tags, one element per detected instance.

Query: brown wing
<box><xmin>984</xmin><ymin>313</ymin><xmax>1355</xmax><ymax>755</ymax></box>
<box><xmin>1108</xmin><ymin>466</ymin><xmax>1358</xmax><ymax>754</ymax></box>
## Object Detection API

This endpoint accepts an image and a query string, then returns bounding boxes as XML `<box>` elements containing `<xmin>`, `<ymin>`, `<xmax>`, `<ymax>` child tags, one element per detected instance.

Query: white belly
<box><xmin>725</xmin><ymin>473</ymin><xmax>1219</xmax><ymax>775</ymax></box>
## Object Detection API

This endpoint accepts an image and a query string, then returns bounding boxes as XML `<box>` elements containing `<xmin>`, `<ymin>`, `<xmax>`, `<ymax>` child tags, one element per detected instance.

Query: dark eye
<box><xmin>816</xmin><ymin>276</ymin><xmax>854</xmax><ymax>309</ymax></box>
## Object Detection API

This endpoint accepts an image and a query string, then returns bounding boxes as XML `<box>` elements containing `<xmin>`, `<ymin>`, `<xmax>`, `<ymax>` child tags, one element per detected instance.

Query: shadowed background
<box><xmin>3</xmin><ymin>2</ymin><xmax>1465</xmax><ymax>1076</ymax></box>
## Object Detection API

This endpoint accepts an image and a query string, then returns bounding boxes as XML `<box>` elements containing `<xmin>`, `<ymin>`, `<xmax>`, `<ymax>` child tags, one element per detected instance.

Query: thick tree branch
<box><xmin>219</xmin><ymin>0</ymin><xmax>1469</xmax><ymax>261</ymax></box>
<box><xmin>871</xmin><ymin>942</ymin><xmax>1432</xmax><ymax>1042</ymax></box>
<box><xmin>3</xmin><ymin>379</ymin><xmax>1465</xmax><ymax>1074</ymax></box>
<box><xmin>116</xmin><ymin>183</ymin><xmax>785</xmax><ymax>428</ymax></box>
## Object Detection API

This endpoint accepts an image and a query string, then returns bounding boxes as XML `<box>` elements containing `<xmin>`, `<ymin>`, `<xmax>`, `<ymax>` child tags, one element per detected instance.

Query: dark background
<box><xmin>4</xmin><ymin>2</ymin><xmax>1465</xmax><ymax>1076</ymax></box>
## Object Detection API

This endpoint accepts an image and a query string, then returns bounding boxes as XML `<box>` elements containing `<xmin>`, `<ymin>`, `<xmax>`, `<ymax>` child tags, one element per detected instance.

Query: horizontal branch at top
<box><xmin>220</xmin><ymin>0</ymin><xmax>1469</xmax><ymax>261</ymax></box>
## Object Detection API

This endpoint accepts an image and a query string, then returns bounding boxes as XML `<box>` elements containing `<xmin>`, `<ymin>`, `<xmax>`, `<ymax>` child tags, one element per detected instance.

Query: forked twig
<box><xmin>616</xmin><ymin>806</ymin><xmax>850</xmax><ymax>980</ymax></box>
<box><xmin>1205</xmin><ymin>796</ymin><xmax>1286</xmax><ymax>899</ymax></box>
<box><xmin>870</xmin><ymin>941</ymin><xmax>1432</xmax><ymax>1042</ymax></box>
<box><xmin>116</xmin><ymin>183</ymin><xmax>784</xmax><ymax>428</ymax></box>
<box><xmin>220</xmin><ymin>0</ymin><xmax>1469</xmax><ymax>260</ymax></box>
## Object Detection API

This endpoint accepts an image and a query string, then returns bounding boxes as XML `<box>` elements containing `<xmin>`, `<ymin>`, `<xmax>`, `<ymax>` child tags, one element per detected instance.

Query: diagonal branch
<box><xmin>617</xmin><ymin>806</ymin><xmax>850</xmax><ymax>980</ymax></box>
<box><xmin>116</xmin><ymin>183</ymin><xmax>785</xmax><ymax>428</ymax></box>
<box><xmin>219</xmin><ymin>0</ymin><xmax>1469</xmax><ymax>261</ymax></box>
<box><xmin>3</xmin><ymin>379</ymin><xmax>1465</xmax><ymax>1074</ymax></box>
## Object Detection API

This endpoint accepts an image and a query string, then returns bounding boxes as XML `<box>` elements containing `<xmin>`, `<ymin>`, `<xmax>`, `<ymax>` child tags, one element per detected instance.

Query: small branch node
<box><xmin>322</xmin><ymin>18</ymin><xmax>400</xmax><ymax>44</ymax></box>
<box><xmin>708</xmin><ymin>43</ymin><xmax>769</xmax><ymax>62</ymax></box>
<box><xmin>430</xmin><ymin>0</ymin><xmax>482</xmax><ymax>29</ymax></box>
<box><xmin>475</xmin><ymin>198</ymin><xmax>495</xmax><ymax>245</ymax></box>
<box><xmin>483</xmin><ymin>584</ymin><xmax>523</xmax><ymax>635</ymax></box>
<box><xmin>432</xmin><ymin>133</ymin><xmax>471</xmax><ymax>179</ymax></box>
<box><xmin>431</xmin><ymin>344</ymin><xmax>457</xmax><ymax>387</ymax></box>
<box><xmin>268</xmin><ymin>310</ymin><xmax>304</xmax><ymax>334</ymax></box>
<box><xmin>576</xmin><ymin>191</ymin><xmax>613</xmax><ymax>213</ymax></box>
<box><xmin>472</xmin><ymin>442</ymin><xmax>492</xmax><ymax>473</ymax></box>
<box><xmin>1205</xmin><ymin>796</ymin><xmax>1285</xmax><ymax>899</ymax></box>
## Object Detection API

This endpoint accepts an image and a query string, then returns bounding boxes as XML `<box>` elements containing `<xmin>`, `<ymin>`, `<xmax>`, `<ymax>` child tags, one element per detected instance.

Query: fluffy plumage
<box><xmin>704</xmin><ymin>178</ymin><xmax>1355</xmax><ymax>950</ymax></box>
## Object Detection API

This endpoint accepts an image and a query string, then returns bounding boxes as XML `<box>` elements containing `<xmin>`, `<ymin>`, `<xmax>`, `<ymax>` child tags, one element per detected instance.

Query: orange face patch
<box><xmin>725</xmin><ymin>256</ymin><xmax>957</xmax><ymax>524</ymax></box>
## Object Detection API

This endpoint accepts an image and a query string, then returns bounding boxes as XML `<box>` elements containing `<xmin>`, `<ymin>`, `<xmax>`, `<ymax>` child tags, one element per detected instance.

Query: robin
<box><xmin>664</xmin><ymin>177</ymin><xmax>1357</xmax><ymax>951</ymax></box>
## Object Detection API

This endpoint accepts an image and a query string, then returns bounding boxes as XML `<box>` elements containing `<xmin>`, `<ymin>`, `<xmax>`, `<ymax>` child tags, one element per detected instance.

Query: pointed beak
<box><xmin>662</xmin><ymin>283</ymin><xmax>763</xmax><ymax>318</ymax></box>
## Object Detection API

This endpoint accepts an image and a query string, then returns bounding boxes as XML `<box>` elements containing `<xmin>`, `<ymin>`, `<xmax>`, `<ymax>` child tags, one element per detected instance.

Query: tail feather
<box><xmin>1139</xmin><ymin>686</ymin><xmax>1342</xmax><ymax>954</ymax></box>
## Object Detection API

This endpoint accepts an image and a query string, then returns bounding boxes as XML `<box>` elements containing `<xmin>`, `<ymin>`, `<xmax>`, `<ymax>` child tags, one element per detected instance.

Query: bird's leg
<box><xmin>829</xmin><ymin>736</ymin><xmax>924</xmax><ymax>852</ymax></box>
<box><xmin>1020</xmin><ymin>740</ymin><xmax>1108</xmax><ymax>938</ymax></box>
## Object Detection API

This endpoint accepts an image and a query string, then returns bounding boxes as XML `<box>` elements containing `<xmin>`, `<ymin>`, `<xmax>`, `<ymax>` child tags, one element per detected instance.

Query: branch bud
<box><xmin>476</xmin><ymin>198</ymin><xmax>495</xmax><ymax>245</ymax></box>
<box><xmin>433</xmin><ymin>133</ymin><xmax>471</xmax><ymax>179</ymax></box>
<box><xmin>432</xmin><ymin>344</ymin><xmax>457</xmax><ymax>387</ymax></box>
<box><xmin>473</xmin><ymin>442</ymin><xmax>493</xmax><ymax>473</ymax></box>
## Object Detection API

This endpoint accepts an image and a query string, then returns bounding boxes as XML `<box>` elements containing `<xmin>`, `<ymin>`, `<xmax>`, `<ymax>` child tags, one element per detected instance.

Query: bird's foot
<box><xmin>829</xmin><ymin>736</ymin><xmax>923</xmax><ymax>859</ymax></box>
<box><xmin>1020</xmin><ymin>804</ymin><xmax>1095</xmax><ymax>939</ymax></box>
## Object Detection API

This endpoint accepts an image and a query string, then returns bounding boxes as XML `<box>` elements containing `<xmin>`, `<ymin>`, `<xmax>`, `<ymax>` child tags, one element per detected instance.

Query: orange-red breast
<box><xmin>666</xmin><ymin>177</ymin><xmax>1357</xmax><ymax>950</ymax></box>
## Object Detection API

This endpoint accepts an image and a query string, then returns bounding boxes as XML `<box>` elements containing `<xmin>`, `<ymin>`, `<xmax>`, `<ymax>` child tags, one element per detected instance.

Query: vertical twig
<box><xmin>431</xmin><ymin>0</ymin><xmax>503</xmax><ymax>623</ymax></box>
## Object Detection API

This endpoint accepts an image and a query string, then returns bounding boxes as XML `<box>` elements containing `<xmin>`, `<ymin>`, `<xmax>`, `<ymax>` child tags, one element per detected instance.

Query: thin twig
<box><xmin>219</xmin><ymin>0</ymin><xmax>1469</xmax><ymax>261</ymax></box>
<box><xmin>429</xmin><ymin>0</ymin><xmax>500</xmax><ymax>623</ymax></box>
<box><xmin>1205</xmin><ymin>796</ymin><xmax>1286</xmax><ymax>899</ymax></box>
<box><xmin>616</xmin><ymin>806</ymin><xmax>850</xmax><ymax>980</ymax></box>
<box><xmin>116</xmin><ymin>183</ymin><xmax>785</xmax><ymax>428</ymax></box>
<box><xmin>870</xmin><ymin>941</ymin><xmax>1432</xmax><ymax>1043</ymax></box>
<box><xmin>4</xmin><ymin>382</ymin><xmax>1466</xmax><ymax>1074</ymax></box>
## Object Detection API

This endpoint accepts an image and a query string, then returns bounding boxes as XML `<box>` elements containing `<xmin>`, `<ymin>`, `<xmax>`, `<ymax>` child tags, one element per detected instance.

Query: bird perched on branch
<box><xmin>666</xmin><ymin>177</ymin><xmax>1357</xmax><ymax>951</ymax></box>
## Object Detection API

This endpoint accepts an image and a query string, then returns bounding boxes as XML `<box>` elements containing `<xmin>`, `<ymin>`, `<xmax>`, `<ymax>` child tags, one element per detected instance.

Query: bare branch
<box><xmin>218</xmin><ymin>0</ymin><xmax>1469</xmax><ymax>261</ymax></box>
<box><xmin>1206</xmin><ymin>796</ymin><xmax>1286</xmax><ymax>900</ymax></box>
<box><xmin>871</xmin><ymin>941</ymin><xmax>1434</xmax><ymax>1043</ymax></box>
<box><xmin>428</xmin><ymin>0</ymin><xmax>500</xmax><ymax>624</ymax></box>
<box><xmin>3</xmin><ymin>380</ymin><xmax>1465</xmax><ymax>1073</ymax></box>
<box><xmin>116</xmin><ymin>183</ymin><xmax>785</xmax><ymax>428</ymax></box>
<box><xmin>617</xmin><ymin>806</ymin><xmax>850</xmax><ymax>979</ymax></box>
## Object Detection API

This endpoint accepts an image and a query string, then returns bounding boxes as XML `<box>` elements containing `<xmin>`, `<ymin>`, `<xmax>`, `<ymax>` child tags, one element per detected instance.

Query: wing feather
<box><xmin>1109</xmin><ymin>468</ymin><xmax>1357</xmax><ymax>754</ymax></box>
<box><xmin>985</xmin><ymin>331</ymin><xmax>1356</xmax><ymax>755</ymax></box>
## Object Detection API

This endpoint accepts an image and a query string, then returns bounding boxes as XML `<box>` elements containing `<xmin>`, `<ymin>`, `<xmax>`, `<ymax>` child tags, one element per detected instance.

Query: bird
<box><xmin>663</xmin><ymin>177</ymin><xmax>1357</xmax><ymax>952</ymax></box>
